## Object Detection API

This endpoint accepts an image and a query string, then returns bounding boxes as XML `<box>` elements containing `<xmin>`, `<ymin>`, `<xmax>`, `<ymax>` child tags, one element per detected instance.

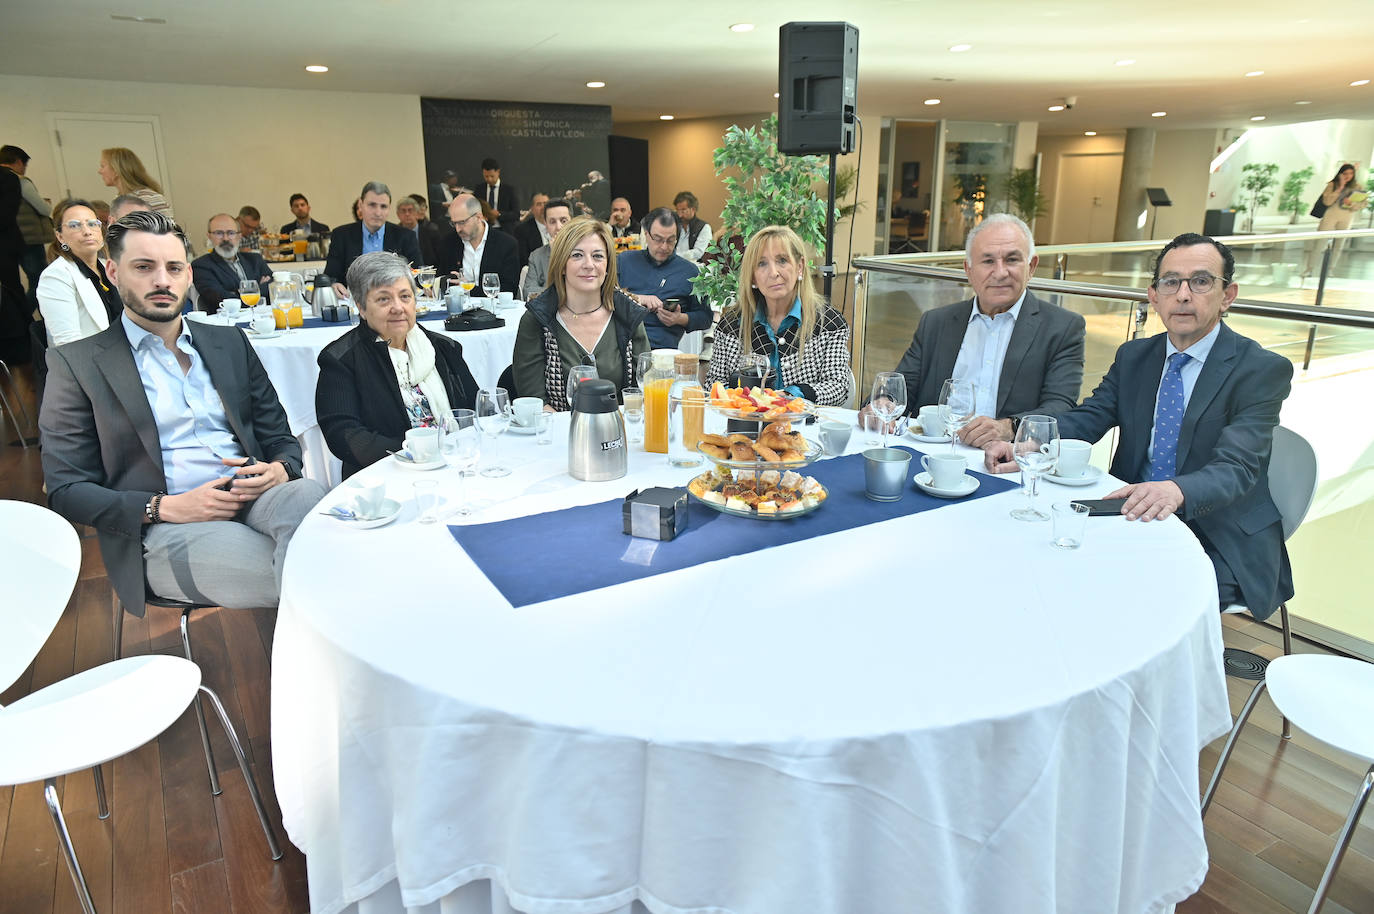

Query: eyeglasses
<box><xmin>449</xmin><ymin>214</ymin><xmax>479</xmax><ymax>228</ymax></box>
<box><xmin>1154</xmin><ymin>272</ymin><xmax>1225</xmax><ymax>295</ymax></box>
<box><xmin>62</xmin><ymin>219</ymin><xmax>103</xmax><ymax>232</ymax></box>
<box><xmin>646</xmin><ymin>232</ymin><xmax>676</xmax><ymax>247</ymax></box>
<box><xmin>209</xmin><ymin>229</ymin><xmax>241</xmax><ymax>239</ymax></box>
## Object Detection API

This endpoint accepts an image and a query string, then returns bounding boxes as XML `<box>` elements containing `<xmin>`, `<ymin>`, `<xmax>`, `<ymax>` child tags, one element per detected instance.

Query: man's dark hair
<box><xmin>481</xmin><ymin>157</ymin><xmax>500</xmax><ymax>171</ymax></box>
<box><xmin>544</xmin><ymin>198</ymin><xmax>573</xmax><ymax>219</ymax></box>
<box><xmin>410</xmin><ymin>192</ymin><xmax>428</xmax><ymax>208</ymax></box>
<box><xmin>641</xmin><ymin>206</ymin><xmax>678</xmax><ymax>237</ymax></box>
<box><xmin>0</xmin><ymin>145</ymin><xmax>29</xmax><ymax>166</ymax></box>
<box><xmin>673</xmin><ymin>191</ymin><xmax>698</xmax><ymax>210</ymax></box>
<box><xmin>238</xmin><ymin>205</ymin><xmax>261</xmax><ymax>220</ymax></box>
<box><xmin>1152</xmin><ymin>233</ymin><xmax>1235</xmax><ymax>285</ymax></box>
<box><xmin>289</xmin><ymin>193</ymin><xmax>308</xmax><ymax>205</ymax></box>
<box><xmin>106</xmin><ymin>210</ymin><xmax>189</xmax><ymax>263</ymax></box>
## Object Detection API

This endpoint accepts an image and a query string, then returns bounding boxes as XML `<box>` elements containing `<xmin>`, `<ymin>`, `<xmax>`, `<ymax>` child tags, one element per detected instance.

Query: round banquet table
<box><xmin>240</xmin><ymin>303</ymin><xmax>525</xmax><ymax>486</ymax></box>
<box><xmin>271</xmin><ymin>413</ymin><xmax>1230</xmax><ymax>914</ymax></box>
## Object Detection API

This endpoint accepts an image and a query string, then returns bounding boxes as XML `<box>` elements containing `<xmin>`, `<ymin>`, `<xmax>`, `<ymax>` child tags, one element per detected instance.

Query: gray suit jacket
<box><xmin>39</xmin><ymin>319</ymin><xmax>302</xmax><ymax>616</ymax></box>
<box><xmin>522</xmin><ymin>244</ymin><xmax>551</xmax><ymax>301</ymax></box>
<box><xmin>892</xmin><ymin>292</ymin><xmax>1086</xmax><ymax>418</ymax></box>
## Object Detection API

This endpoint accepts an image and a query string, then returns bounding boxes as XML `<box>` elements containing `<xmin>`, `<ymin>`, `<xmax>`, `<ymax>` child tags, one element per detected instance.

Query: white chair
<box><xmin>0</xmin><ymin>501</ymin><xmax>281</xmax><ymax>914</ymax></box>
<box><xmin>1221</xmin><ymin>425</ymin><xmax>1319</xmax><ymax>738</ymax></box>
<box><xmin>1202</xmin><ymin>655</ymin><xmax>1374</xmax><ymax>914</ymax></box>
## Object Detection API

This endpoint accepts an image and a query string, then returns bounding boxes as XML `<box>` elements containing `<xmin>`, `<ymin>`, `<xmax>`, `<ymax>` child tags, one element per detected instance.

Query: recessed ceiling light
<box><xmin>772</xmin><ymin>92</ymin><xmax>780</xmax><ymax>99</ymax></box>
<box><xmin>729</xmin><ymin>23</ymin><xmax>754</xmax><ymax>32</ymax></box>
<box><xmin>1115</xmin><ymin>59</ymin><xmax>1136</xmax><ymax>66</ymax></box>
<box><xmin>1047</xmin><ymin>105</ymin><xmax>1065</xmax><ymax>112</ymax></box>
<box><xmin>585</xmin><ymin>81</ymin><xmax>605</xmax><ymax>88</ymax></box>
<box><xmin>659</xmin><ymin>115</ymin><xmax>674</xmax><ymax>121</ymax></box>
<box><xmin>923</xmin><ymin>98</ymin><xmax>941</xmax><ymax>106</ymax></box>
<box><xmin>1084</xmin><ymin>131</ymin><xmax>1097</xmax><ymax>136</ymax></box>
<box><xmin>305</xmin><ymin>65</ymin><xmax>329</xmax><ymax>73</ymax></box>
<box><xmin>1151</xmin><ymin>111</ymin><xmax>1167</xmax><ymax>117</ymax></box>
<box><xmin>110</xmin><ymin>14</ymin><xmax>165</xmax><ymax>23</ymax></box>
<box><xmin>1245</xmin><ymin>70</ymin><xmax>1264</xmax><ymax>77</ymax></box>
<box><xmin>1295</xmin><ymin>100</ymin><xmax>1312</xmax><ymax>105</ymax></box>
<box><xmin>1250</xmin><ymin>115</ymin><xmax>1266</xmax><ymax>121</ymax></box>
<box><xmin>948</xmin><ymin>44</ymin><xmax>972</xmax><ymax>53</ymax></box>
<box><xmin>1352</xmin><ymin>79</ymin><xmax>1371</xmax><ymax>87</ymax></box>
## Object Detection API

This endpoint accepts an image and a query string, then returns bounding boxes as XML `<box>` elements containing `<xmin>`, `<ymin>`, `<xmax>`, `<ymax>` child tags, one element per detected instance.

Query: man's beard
<box><xmin>121</xmin><ymin>284</ymin><xmax>185</xmax><ymax>323</ymax></box>
<box><xmin>214</xmin><ymin>241</ymin><xmax>238</xmax><ymax>259</ymax></box>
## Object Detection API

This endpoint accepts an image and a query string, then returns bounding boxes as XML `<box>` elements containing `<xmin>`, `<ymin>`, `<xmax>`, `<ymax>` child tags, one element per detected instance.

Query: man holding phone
<box><xmin>615</xmin><ymin>207</ymin><xmax>713</xmax><ymax>349</ymax></box>
<box><xmin>983</xmin><ymin>233</ymin><xmax>1293</xmax><ymax>619</ymax></box>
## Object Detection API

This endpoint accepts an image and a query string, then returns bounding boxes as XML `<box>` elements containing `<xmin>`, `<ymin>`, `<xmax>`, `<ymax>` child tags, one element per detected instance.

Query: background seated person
<box><xmin>436</xmin><ymin>194</ymin><xmax>520</xmax><ymax>295</ymax></box>
<box><xmin>512</xmin><ymin>217</ymin><xmax>650</xmax><ymax>411</ymax></box>
<box><xmin>706</xmin><ymin>225</ymin><xmax>851</xmax><ymax>407</ymax></box>
<box><xmin>316</xmin><ymin>252</ymin><xmax>478</xmax><ymax>479</ymax></box>
<box><xmin>37</xmin><ymin>199</ymin><xmax>121</xmax><ymax>346</ymax></box>
<box><xmin>324</xmin><ymin>181</ymin><xmax>422</xmax><ymax>300</ymax></box>
<box><xmin>616</xmin><ymin>207</ymin><xmax>713</xmax><ymax>350</ymax></box>
<box><xmin>521</xmin><ymin>198</ymin><xmax>574</xmax><ymax>301</ymax></box>
<box><xmin>192</xmin><ymin>213</ymin><xmax>272</xmax><ymax>313</ymax></box>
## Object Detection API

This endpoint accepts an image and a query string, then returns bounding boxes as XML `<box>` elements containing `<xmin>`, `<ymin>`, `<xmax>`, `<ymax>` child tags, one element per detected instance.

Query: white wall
<box><xmin>0</xmin><ymin>74</ymin><xmax>427</xmax><ymax>252</ymax></box>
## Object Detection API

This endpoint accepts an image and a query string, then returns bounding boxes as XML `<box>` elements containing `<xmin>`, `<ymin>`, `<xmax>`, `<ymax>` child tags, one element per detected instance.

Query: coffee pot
<box><xmin>568</xmin><ymin>379</ymin><xmax>626</xmax><ymax>481</ymax></box>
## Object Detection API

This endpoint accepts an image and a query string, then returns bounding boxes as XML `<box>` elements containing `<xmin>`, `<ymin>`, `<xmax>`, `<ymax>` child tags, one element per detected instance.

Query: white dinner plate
<box><xmin>1044</xmin><ymin>466</ymin><xmax>1104</xmax><ymax>487</ymax></box>
<box><xmin>327</xmin><ymin>498</ymin><xmax>401</xmax><ymax>529</ymax></box>
<box><xmin>909</xmin><ymin>430</ymin><xmax>953</xmax><ymax>444</ymax></box>
<box><xmin>392</xmin><ymin>452</ymin><xmax>447</xmax><ymax>471</ymax></box>
<box><xmin>913</xmin><ymin>471</ymin><xmax>979</xmax><ymax>499</ymax></box>
<box><xmin>247</xmin><ymin>329</ymin><xmax>282</xmax><ymax>340</ymax></box>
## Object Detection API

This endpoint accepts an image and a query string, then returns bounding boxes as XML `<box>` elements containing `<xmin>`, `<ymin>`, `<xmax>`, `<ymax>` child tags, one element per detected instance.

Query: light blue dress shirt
<box><xmin>1147</xmin><ymin>320</ymin><xmax>1221</xmax><ymax>463</ymax></box>
<box><xmin>951</xmin><ymin>292</ymin><xmax>1025</xmax><ymax>418</ymax></box>
<box><xmin>363</xmin><ymin>224</ymin><xmax>385</xmax><ymax>254</ymax></box>
<box><xmin>123</xmin><ymin>314</ymin><xmax>244</xmax><ymax>495</ymax></box>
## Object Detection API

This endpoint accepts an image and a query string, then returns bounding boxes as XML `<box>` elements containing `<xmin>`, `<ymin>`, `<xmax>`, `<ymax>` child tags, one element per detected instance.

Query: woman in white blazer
<box><xmin>37</xmin><ymin>199</ymin><xmax>122</xmax><ymax>346</ymax></box>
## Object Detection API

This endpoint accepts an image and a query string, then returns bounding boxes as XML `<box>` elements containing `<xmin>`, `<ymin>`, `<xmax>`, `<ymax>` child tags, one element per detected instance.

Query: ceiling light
<box><xmin>729</xmin><ymin>23</ymin><xmax>754</xmax><ymax>33</ymax></box>
<box><xmin>1352</xmin><ymin>79</ymin><xmax>1371</xmax><ymax>87</ymax></box>
<box><xmin>1250</xmin><ymin>115</ymin><xmax>1266</xmax><ymax>121</ymax></box>
<box><xmin>772</xmin><ymin>92</ymin><xmax>780</xmax><ymax>99</ymax></box>
<box><xmin>585</xmin><ymin>81</ymin><xmax>605</xmax><ymax>88</ymax></box>
<box><xmin>1295</xmin><ymin>100</ymin><xmax>1312</xmax><ymax>105</ymax></box>
<box><xmin>932</xmin><ymin>76</ymin><xmax>956</xmax><ymax>82</ymax></box>
<box><xmin>1115</xmin><ymin>59</ymin><xmax>1135</xmax><ymax>66</ymax></box>
<box><xmin>1047</xmin><ymin>105</ymin><xmax>1065</xmax><ymax>112</ymax></box>
<box><xmin>305</xmin><ymin>65</ymin><xmax>329</xmax><ymax>73</ymax></box>
<box><xmin>110</xmin><ymin>14</ymin><xmax>165</xmax><ymax>23</ymax></box>
<box><xmin>1084</xmin><ymin>131</ymin><xmax>1097</xmax><ymax>136</ymax></box>
<box><xmin>1151</xmin><ymin>111</ymin><xmax>1167</xmax><ymax>117</ymax></box>
<box><xmin>659</xmin><ymin>115</ymin><xmax>674</xmax><ymax>121</ymax></box>
<box><xmin>1245</xmin><ymin>70</ymin><xmax>1264</xmax><ymax>77</ymax></box>
<box><xmin>948</xmin><ymin>44</ymin><xmax>972</xmax><ymax>53</ymax></box>
<box><xmin>923</xmin><ymin>98</ymin><xmax>941</xmax><ymax>106</ymax></box>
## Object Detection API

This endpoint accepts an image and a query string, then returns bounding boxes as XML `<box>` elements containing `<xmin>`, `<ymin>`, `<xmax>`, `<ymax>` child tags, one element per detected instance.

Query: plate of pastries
<box><xmin>707</xmin><ymin>383</ymin><xmax>817</xmax><ymax>422</ymax></box>
<box><xmin>695</xmin><ymin>422</ymin><xmax>821</xmax><ymax>469</ymax></box>
<box><xmin>686</xmin><ymin>465</ymin><xmax>828</xmax><ymax>520</ymax></box>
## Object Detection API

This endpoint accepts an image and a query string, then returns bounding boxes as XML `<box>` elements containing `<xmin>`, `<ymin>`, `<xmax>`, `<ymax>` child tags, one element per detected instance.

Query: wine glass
<box><xmin>1010</xmin><ymin>415</ymin><xmax>1060</xmax><ymax>522</ymax></box>
<box><xmin>238</xmin><ymin>279</ymin><xmax>261</xmax><ymax>309</ymax></box>
<box><xmin>417</xmin><ymin>268</ymin><xmax>436</xmax><ymax>303</ymax></box>
<box><xmin>441</xmin><ymin>409</ymin><xmax>480</xmax><ymax>515</ymax></box>
<box><xmin>635</xmin><ymin>351</ymin><xmax>655</xmax><ymax>387</ymax></box>
<box><xmin>938</xmin><ymin>378</ymin><xmax>976</xmax><ymax>452</ymax></box>
<box><xmin>481</xmin><ymin>272</ymin><xmax>500</xmax><ymax>302</ymax></box>
<box><xmin>566</xmin><ymin>365</ymin><xmax>597</xmax><ymax>408</ymax></box>
<box><xmin>868</xmin><ymin>372</ymin><xmax>907</xmax><ymax>449</ymax></box>
<box><xmin>459</xmin><ymin>268</ymin><xmax>476</xmax><ymax>297</ymax></box>
<box><xmin>476</xmin><ymin>388</ymin><xmax>512</xmax><ymax>477</ymax></box>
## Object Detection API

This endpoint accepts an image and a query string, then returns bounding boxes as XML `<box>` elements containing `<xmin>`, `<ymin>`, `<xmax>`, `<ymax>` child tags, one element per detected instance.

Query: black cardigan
<box><xmin>315</xmin><ymin>322</ymin><xmax>478</xmax><ymax>478</ymax></box>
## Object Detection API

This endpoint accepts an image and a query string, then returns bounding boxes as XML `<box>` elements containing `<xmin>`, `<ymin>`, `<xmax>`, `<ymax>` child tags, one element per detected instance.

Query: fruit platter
<box><xmin>707</xmin><ymin>383</ymin><xmax>816</xmax><ymax>422</ymax></box>
<box><xmin>686</xmin><ymin>465</ymin><xmax>828</xmax><ymax>520</ymax></box>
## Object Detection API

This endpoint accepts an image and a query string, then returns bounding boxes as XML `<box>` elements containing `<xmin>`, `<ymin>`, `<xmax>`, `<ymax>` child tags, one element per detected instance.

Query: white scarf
<box><xmin>383</xmin><ymin>324</ymin><xmax>452</xmax><ymax>423</ymax></box>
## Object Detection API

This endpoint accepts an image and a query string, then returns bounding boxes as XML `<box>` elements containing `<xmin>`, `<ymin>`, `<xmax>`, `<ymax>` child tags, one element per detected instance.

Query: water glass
<box><xmin>533</xmin><ymin>411</ymin><xmax>554</xmax><ymax>446</ymax></box>
<box><xmin>1051</xmin><ymin>502</ymin><xmax>1090</xmax><ymax>549</ymax></box>
<box><xmin>481</xmin><ymin>272</ymin><xmax>500</xmax><ymax>301</ymax></box>
<box><xmin>621</xmin><ymin>387</ymin><xmax>644</xmax><ymax>444</ymax></box>
<box><xmin>413</xmin><ymin>480</ymin><xmax>439</xmax><ymax>524</ymax></box>
<box><xmin>1011</xmin><ymin>415</ymin><xmax>1060</xmax><ymax>522</ymax></box>
<box><xmin>938</xmin><ymin>378</ymin><xmax>975</xmax><ymax>452</ymax></box>
<box><xmin>476</xmin><ymin>388</ymin><xmax>512</xmax><ymax>477</ymax></box>
<box><xmin>566</xmin><ymin>365</ymin><xmax>597</xmax><ymax>408</ymax></box>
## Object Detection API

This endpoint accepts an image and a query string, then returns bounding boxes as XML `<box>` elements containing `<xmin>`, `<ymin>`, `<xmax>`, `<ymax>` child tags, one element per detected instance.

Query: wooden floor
<box><xmin>1</xmin><ymin>363</ymin><xmax>1372</xmax><ymax>913</ymax></box>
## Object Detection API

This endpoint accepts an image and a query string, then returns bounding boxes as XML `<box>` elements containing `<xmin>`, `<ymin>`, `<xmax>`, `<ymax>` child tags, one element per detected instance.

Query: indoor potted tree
<box><xmin>1237</xmin><ymin>162</ymin><xmax>1279</xmax><ymax>232</ymax></box>
<box><xmin>1277</xmin><ymin>166</ymin><xmax>1316</xmax><ymax>224</ymax></box>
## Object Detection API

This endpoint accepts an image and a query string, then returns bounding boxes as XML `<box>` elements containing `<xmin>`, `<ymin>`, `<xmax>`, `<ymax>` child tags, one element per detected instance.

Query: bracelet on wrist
<box><xmin>145</xmin><ymin>492</ymin><xmax>164</xmax><ymax>524</ymax></box>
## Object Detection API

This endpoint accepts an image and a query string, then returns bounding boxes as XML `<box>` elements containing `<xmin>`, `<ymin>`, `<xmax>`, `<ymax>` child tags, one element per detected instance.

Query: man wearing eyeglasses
<box><xmin>191</xmin><ymin>213</ymin><xmax>272</xmax><ymax>313</ymax></box>
<box><xmin>985</xmin><ymin>232</ymin><xmax>1294</xmax><ymax>620</ymax></box>
<box><xmin>436</xmin><ymin>193</ymin><xmax>519</xmax><ymax>296</ymax></box>
<box><xmin>615</xmin><ymin>208</ymin><xmax>711</xmax><ymax>349</ymax></box>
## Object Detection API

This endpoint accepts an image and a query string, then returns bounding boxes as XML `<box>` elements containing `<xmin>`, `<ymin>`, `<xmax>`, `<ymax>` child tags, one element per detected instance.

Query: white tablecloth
<box><xmin>246</xmin><ymin>305</ymin><xmax>524</xmax><ymax>485</ymax></box>
<box><xmin>272</xmin><ymin>419</ymin><xmax>1230</xmax><ymax>914</ymax></box>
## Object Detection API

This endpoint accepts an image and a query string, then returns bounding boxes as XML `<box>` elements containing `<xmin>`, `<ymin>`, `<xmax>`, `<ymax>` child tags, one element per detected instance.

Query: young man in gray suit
<box><xmin>860</xmin><ymin>213</ymin><xmax>1086</xmax><ymax>448</ymax></box>
<box><xmin>985</xmin><ymin>233</ymin><xmax>1294</xmax><ymax>618</ymax></box>
<box><xmin>40</xmin><ymin>210</ymin><xmax>326</xmax><ymax>617</ymax></box>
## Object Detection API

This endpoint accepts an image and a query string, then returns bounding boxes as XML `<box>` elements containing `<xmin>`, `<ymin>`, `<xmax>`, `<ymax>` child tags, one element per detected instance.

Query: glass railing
<box><xmin>849</xmin><ymin>255</ymin><xmax>1374</xmax><ymax>660</ymax></box>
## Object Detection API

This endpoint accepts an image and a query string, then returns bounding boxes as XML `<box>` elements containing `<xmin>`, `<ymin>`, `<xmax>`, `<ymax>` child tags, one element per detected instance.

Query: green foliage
<box><xmin>997</xmin><ymin>168</ymin><xmax>1049</xmax><ymax>221</ymax></box>
<box><xmin>1237</xmin><ymin>162</ymin><xmax>1280</xmax><ymax>230</ymax></box>
<box><xmin>689</xmin><ymin>114</ymin><xmax>832</xmax><ymax>309</ymax></box>
<box><xmin>833</xmin><ymin>163</ymin><xmax>866</xmax><ymax>222</ymax></box>
<box><xmin>1277</xmin><ymin>166</ymin><xmax>1317</xmax><ymax>222</ymax></box>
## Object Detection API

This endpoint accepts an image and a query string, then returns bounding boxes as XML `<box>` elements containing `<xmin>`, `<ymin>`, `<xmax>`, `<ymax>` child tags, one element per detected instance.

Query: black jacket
<box><xmin>315</xmin><ymin>322</ymin><xmax>478</xmax><ymax>478</ymax></box>
<box><xmin>436</xmin><ymin>226</ymin><xmax>521</xmax><ymax>296</ymax></box>
<box><xmin>191</xmin><ymin>250</ymin><xmax>273</xmax><ymax>312</ymax></box>
<box><xmin>323</xmin><ymin>222</ymin><xmax>422</xmax><ymax>287</ymax></box>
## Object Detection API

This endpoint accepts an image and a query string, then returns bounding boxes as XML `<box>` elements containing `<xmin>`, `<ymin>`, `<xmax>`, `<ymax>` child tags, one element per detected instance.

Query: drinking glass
<box><xmin>413</xmin><ymin>480</ymin><xmax>439</xmax><ymax>524</ymax></box>
<box><xmin>476</xmin><ymin>388</ymin><xmax>512</xmax><ymax>477</ymax></box>
<box><xmin>635</xmin><ymin>352</ymin><xmax>655</xmax><ymax>387</ymax></box>
<box><xmin>938</xmin><ymin>378</ymin><xmax>976</xmax><ymax>452</ymax></box>
<box><xmin>442</xmin><ymin>409</ymin><xmax>480</xmax><ymax>515</ymax></box>
<box><xmin>533</xmin><ymin>411</ymin><xmax>554</xmax><ymax>446</ymax></box>
<box><xmin>459</xmin><ymin>268</ymin><xmax>476</xmax><ymax>297</ymax></box>
<box><xmin>1011</xmin><ymin>414</ymin><xmax>1060</xmax><ymax>522</ymax></box>
<box><xmin>868</xmin><ymin>372</ymin><xmax>907</xmax><ymax>449</ymax></box>
<box><xmin>481</xmin><ymin>272</ymin><xmax>500</xmax><ymax>301</ymax></box>
<box><xmin>566</xmin><ymin>364</ymin><xmax>597</xmax><ymax>408</ymax></box>
<box><xmin>417</xmin><ymin>267</ymin><xmax>436</xmax><ymax>303</ymax></box>
<box><xmin>238</xmin><ymin>279</ymin><xmax>261</xmax><ymax>309</ymax></box>
<box><xmin>621</xmin><ymin>387</ymin><xmax>644</xmax><ymax>444</ymax></box>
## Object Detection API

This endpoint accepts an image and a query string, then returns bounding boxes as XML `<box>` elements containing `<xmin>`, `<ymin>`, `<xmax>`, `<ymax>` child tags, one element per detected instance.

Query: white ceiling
<box><xmin>2</xmin><ymin>0</ymin><xmax>1369</xmax><ymax>130</ymax></box>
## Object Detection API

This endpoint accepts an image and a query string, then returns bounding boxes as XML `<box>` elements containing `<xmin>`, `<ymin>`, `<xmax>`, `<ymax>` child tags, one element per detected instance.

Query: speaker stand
<box><xmin>821</xmin><ymin>151</ymin><xmax>838</xmax><ymax>299</ymax></box>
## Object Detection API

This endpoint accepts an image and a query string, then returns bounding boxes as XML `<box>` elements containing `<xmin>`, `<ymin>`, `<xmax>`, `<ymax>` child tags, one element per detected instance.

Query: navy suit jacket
<box><xmin>279</xmin><ymin>218</ymin><xmax>330</xmax><ymax>236</ymax></box>
<box><xmin>191</xmin><ymin>251</ymin><xmax>272</xmax><ymax>313</ymax></box>
<box><xmin>323</xmin><ymin>222</ymin><xmax>422</xmax><ymax>284</ymax></box>
<box><xmin>435</xmin><ymin>226</ymin><xmax>521</xmax><ymax>296</ymax></box>
<box><xmin>1056</xmin><ymin>322</ymin><xmax>1294</xmax><ymax>619</ymax></box>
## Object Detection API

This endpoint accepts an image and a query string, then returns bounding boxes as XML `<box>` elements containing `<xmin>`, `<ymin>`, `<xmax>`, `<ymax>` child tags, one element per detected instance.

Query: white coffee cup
<box><xmin>343</xmin><ymin>478</ymin><xmax>387</xmax><ymax>517</ymax></box>
<box><xmin>497</xmin><ymin>290</ymin><xmax>514</xmax><ymax>306</ymax></box>
<box><xmin>819</xmin><ymin>419</ymin><xmax>852</xmax><ymax>456</ymax></box>
<box><xmin>1056</xmin><ymin>439</ymin><xmax>1092</xmax><ymax>478</ymax></box>
<box><xmin>512</xmin><ymin>397</ymin><xmax>543</xmax><ymax>427</ymax></box>
<box><xmin>918</xmin><ymin>405</ymin><xmax>944</xmax><ymax>437</ymax></box>
<box><xmin>404</xmin><ymin>427</ymin><xmax>440</xmax><ymax>462</ymax></box>
<box><xmin>220</xmin><ymin>298</ymin><xmax>243</xmax><ymax>318</ymax></box>
<box><xmin>921</xmin><ymin>452</ymin><xmax>967</xmax><ymax>490</ymax></box>
<box><xmin>250</xmin><ymin>315</ymin><xmax>276</xmax><ymax>334</ymax></box>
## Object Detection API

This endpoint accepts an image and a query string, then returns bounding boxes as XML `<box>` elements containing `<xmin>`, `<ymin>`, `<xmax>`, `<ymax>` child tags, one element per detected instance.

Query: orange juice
<box><xmin>241</xmin><ymin>292</ymin><xmax>261</xmax><ymax>308</ymax></box>
<box><xmin>643</xmin><ymin>378</ymin><xmax>672</xmax><ymax>453</ymax></box>
<box><xmin>292</xmin><ymin>238</ymin><xmax>308</xmax><ymax>257</ymax></box>
<box><xmin>681</xmin><ymin>386</ymin><xmax>705</xmax><ymax>451</ymax></box>
<box><xmin>273</xmin><ymin>309</ymin><xmax>288</xmax><ymax>329</ymax></box>
<box><xmin>287</xmin><ymin>306</ymin><xmax>303</xmax><ymax>328</ymax></box>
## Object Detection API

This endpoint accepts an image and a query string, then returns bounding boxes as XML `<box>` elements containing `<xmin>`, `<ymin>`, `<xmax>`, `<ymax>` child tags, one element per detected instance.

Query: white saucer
<box><xmin>1044</xmin><ymin>466</ymin><xmax>1104</xmax><ymax>487</ymax></box>
<box><xmin>247</xmin><ymin>329</ymin><xmax>282</xmax><ymax>340</ymax></box>
<box><xmin>331</xmin><ymin>498</ymin><xmax>401</xmax><ymax>529</ymax></box>
<box><xmin>909</xmin><ymin>431</ymin><xmax>953</xmax><ymax>444</ymax></box>
<box><xmin>914</xmin><ymin>471</ymin><xmax>979</xmax><ymax>498</ymax></box>
<box><xmin>393</xmin><ymin>452</ymin><xmax>447</xmax><ymax>471</ymax></box>
<box><xmin>507</xmin><ymin>421</ymin><xmax>541</xmax><ymax>435</ymax></box>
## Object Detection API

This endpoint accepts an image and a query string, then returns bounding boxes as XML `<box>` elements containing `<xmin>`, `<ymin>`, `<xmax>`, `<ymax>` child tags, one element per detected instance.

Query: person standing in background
<box><xmin>1304</xmin><ymin>163</ymin><xmax>1367</xmax><ymax>279</ymax></box>
<box><xmin>0</xmin><ymin>146</ymin><xmax>54</xmax><ymax>310</ymax></box>
<box><xmin>478</xmin><ymin>158</ymin><xmax>519</xmax><ymax>232</ymax></box>
<box><xmin>98</xmin><ymin>147</ymin><xmax>173</xmax><ymax>219</ymax></box>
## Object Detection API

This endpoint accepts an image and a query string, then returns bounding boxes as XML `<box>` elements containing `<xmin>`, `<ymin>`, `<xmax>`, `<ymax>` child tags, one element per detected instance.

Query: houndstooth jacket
<box><xmin>706</xmin><ymin>305</ymin><xmax>852</xmax><ymax>406</ymax></box>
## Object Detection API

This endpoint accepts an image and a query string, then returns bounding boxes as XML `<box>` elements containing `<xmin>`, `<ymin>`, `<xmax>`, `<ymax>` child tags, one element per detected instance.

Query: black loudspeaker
<box><xmin>778</xmin><ymin>22</ymin><xmax>858</xmax><ymax>155</ymax></box>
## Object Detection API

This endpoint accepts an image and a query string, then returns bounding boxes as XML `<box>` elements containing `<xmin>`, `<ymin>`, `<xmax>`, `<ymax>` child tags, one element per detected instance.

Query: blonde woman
<box><xmin>512</xmin><ymin>217</ymin><xmax>650</xmax><ymax>410</ymax></box>
<box><xmin>706</xmin><ymin>225</ymin><xmax>851</xmax><ymax>406</ymax></box>
<box><xmin>98</xmin><ymin>147</ymin><xmax>174</xmax><ymax>219</ymax></box>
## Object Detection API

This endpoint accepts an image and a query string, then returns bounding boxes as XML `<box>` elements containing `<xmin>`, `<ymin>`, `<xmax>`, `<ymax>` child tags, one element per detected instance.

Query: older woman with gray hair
<box><xmin>315</xmin><ymin>251</ymin><xmax>478</xmax><ymax>477</ymax></box>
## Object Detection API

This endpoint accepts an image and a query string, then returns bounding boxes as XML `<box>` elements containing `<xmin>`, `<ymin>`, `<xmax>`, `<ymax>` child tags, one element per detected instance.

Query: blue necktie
<box><xmin>1149</xmin><ymin>351</ymin><xmax>1191</xmax><ymax>481</ymax></box>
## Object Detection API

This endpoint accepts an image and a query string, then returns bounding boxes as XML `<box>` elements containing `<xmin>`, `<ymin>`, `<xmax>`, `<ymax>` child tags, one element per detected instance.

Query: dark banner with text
<box><xmin>420</xmin><ymin>98</ymin><xmax>613</xmax><ymax>224</ymax></box>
